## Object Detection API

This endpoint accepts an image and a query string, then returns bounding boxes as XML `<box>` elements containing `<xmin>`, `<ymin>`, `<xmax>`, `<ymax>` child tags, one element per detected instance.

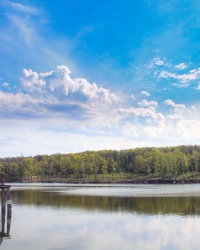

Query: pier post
<box><xmin>0</xmin><ymin>182</ymin><xmax>12</xmax><ymax>243</ymax></box>
<box><xmin>6</xmin><ymin>189</ymin><xmax>12</xmax><ymax>212</ymax></box>
<box><xmin>1</xmin><ymin>190</ymin><xmax>5</xmax><ymax>212</ymax></box>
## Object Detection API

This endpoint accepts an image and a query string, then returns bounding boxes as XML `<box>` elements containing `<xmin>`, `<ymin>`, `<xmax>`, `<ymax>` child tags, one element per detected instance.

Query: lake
<box><xmin>1</xmin><ymin>183</ymin><xmax>200</xmax><ymax>250</ymax></box>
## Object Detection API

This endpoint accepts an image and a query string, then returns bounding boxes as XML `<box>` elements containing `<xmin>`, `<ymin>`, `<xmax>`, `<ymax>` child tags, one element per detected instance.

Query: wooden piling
<box><xmin>0</xmin><ymin>181</ymin><xmax>12</xmax><ymax>242</ymax></box>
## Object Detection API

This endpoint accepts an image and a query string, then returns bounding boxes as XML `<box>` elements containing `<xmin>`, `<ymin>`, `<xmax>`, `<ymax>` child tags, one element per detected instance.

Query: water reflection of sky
<box><xmin>10</xmin><ymin>183</ymin><xmax>200</xmax><ymax>197</ymax></box>
<box><xmin>59</xmin><ymin>184</ymin><xmax>200</xmax><ymax>197</ymax></box>
<box><xmin>3</xmin><ymin>205</ymin><xmax>200</xmax><ymax>250</ymax></box>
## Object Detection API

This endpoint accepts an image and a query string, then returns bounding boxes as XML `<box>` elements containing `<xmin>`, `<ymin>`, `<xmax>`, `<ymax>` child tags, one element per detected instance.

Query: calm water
<box><xmin>1</xmin><ymin>183</ymin><xmax>200</xmax><ymax>249</ymax></box>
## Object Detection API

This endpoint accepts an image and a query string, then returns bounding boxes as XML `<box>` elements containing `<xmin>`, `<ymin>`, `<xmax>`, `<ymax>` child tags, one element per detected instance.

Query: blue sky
<box><xmin>0</xmin><ymin>0</ymin><xmax>200</xmax><ymax>157</ymax></box>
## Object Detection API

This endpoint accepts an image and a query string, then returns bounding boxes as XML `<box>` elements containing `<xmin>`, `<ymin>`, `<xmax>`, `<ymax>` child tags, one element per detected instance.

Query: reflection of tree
<box><xmin>11</xmin><ymin>189</ymin><xmax>200</xmax><ymax>216</ymax></box>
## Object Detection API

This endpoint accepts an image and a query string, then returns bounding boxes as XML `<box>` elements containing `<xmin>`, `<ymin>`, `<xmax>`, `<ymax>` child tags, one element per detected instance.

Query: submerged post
<box><xmin>6</xmin><ymin>189</ymin><xmax>12</xmax><ymax>211</ymax></box>
<box><xmin>0</xmin><ymin>179</ymin><xmax>12</xmax><ymax>243</ymax></box>
<box><xmin>1</xmin><ymin>189</ymin><xmax>5</xmax><ymax>212</ymax></box>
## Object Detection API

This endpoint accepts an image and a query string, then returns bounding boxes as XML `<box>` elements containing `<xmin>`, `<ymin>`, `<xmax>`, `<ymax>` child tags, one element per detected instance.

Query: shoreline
<box><xmin>8</xmin><ymin>177</ymin><xmax>200</xmax><ymax>185</ymax></box>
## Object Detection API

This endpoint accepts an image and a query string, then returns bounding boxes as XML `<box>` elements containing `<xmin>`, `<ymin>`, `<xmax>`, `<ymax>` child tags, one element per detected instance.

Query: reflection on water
<box><xmin>2</xmin><ymin>184</ymin><xmax>200</xmax><ymax>250</ymax></box>
<box><xmin>10</xmin><ymin>185</ymin><xmax>200</xmax><ymax>216</ymax></box>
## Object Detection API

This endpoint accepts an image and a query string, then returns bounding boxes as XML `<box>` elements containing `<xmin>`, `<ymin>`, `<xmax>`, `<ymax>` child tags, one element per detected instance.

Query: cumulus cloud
<box><xmin>164</xmin><ymin>99</ymin><xmax>184</xmax><ymax>107</ymax></box>
<box><xmin>1</xmin><ymin>55</ymin><xmax>200</xmax><ymax>156</ymax></box>
<box><xmin>0</xmin><ymin>65</ymin><xmax>120</xmax><ymax>122</ymax></box>
<box><xmin>167</xmin><ymin>115</ymin><xmax>182</xmax><ymax>121</ymax></box>
<box><xmin>147</xmin><ymin>57</ymin><xmax>166</xmax><ymax>69</ymax></box>
<box><xmin>117</xmin><ymin>107</ymin><xmax>165</xmax><ymax>121</ymax></box>
<box><xmin>163</xmin><ymin>99</ymin><xmax>185</xmax><ymax>113</ymax></box>
<box><xmin>175</xmin><ymin>63</ymin><xmax>188</xmax><ymax>70</ymax></box>
<box><xmin>118</xmin><ymin>113</ymin><xmax>200</xmax><ymax>146</ymax></box>
<box><xmin>186</xmin><ymin>105</ymin><xmax>196</xmax><ymax>115</ymax></box>
<box><xmin>153</xmin><ymin>57</ymin><xmax>165</xmax><ymax>66</ymax></box>
<box><xmin>2</xmin><ymin>82</ymin><xmax>9</xmax><ymax>87</ymax></box>
<box><xmin>20</xmin><ymin>65</ymin><xmax>119</xmax><ymax>106</ymax></box>
<box><xmin>20</xmin><ymin>69</ymin><xmax>46</xmax><ymax>92</ymax></box>
<box><xmin>137</xmin><ymin>100</ymin><xmax>158</xmax><ymax>108</ymax></box>
<box><xmin>0</xmin><ymin>90</ymin><xmax>45</xmax><ymax>120</ymax></box>
<box><xmin>0</xmin><ymin>91</ymin><xmax>39</xmax><ymax>105</ymax></box>
<box><xmin>194</xmin><ymin>84</ymin><xmax>200</xmax><ymax>90</ymax></box>
<box><xmin>141</xmin><ymin>91</ymin><xmax>150</xmax><ymax>96</ymax></box>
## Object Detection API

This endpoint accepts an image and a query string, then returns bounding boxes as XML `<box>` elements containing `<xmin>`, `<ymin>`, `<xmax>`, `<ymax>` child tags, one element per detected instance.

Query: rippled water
<box><xmin>1</xmin><ymin>183</ymin><xmax>200</xmax><ymax>249</ymax></box>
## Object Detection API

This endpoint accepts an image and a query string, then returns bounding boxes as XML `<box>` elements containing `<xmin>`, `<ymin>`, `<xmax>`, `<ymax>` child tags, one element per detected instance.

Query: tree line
<box><xmin>1</xmin><ymin>145</ymin><xmax>200</xmax><ymax>182</ymax></box>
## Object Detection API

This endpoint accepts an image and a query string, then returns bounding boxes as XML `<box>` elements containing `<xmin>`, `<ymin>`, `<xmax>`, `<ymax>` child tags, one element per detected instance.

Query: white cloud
<box><xmin>9</xmin><ymin>14</ymin><xmax>36</xmax><ymax>45</ymax></box>
<box><xmin>141</xmin><ymin>91</ymin><xmax>150</xmax><ymax>96</ymax></box>
<box><xmin>4</xmin><ymin>64</ymin><xmax>199</xmax><ymax>156</ymax></box>
<box><xmin>164</xmin><ymin>99</ymin><xmax>177</xmax><ymax>106</ymax></box>
<box><xmin>117</xmin><ymin>107</ymin><xmax>165</xmax><ymax>121</ymax></box>
<box><xmin>147</xmin><ymin>57</ymin><xmax>166</xmax><ymax>69</ymax></box>
<box><xmin>173</xmin><ymin>82</ymin><xmax>190</xmax><ymax>88</ymax></box>
<box><xmin>175</xmin><ymin>63</ymin><xmax>188</xmax><ymax>70</ymax></box>
<box><xmin>159</xmin><ymin>69</ymin><xmax>200</xmax><ymax>83</ymax></box>
<box><xmin>0</xmin><ymin>91</ymin><xmax>42</xmax><ymax>114</ymax></box>
<box><xmin>153</xmin><ymin>57</ymin><xmax>165</xmax><ymax>66</ymax></box>
<box><xmin>194</xmin><ymin>84</ymin><xmax>200</xmax><ymax>90</ymax></box>
<box><xmin>145</xmin><ymin>58</ymin><xmax>199</xmax><ymax>89</ymax></box>
<box><xmin>137</xmin><ymin>100</ymin><xmax>158</xmax><ymax>108</ymax></box>
<box><xmin>0</xmin><ymin>65</ymin><xmax>120</xmax><ymax>124</ymax></box>
<box><xmin>0</xmin><ymin>87</ymin><xmax>199</xmax><ymax>156</ymax></box>
<box><xmin>10</xmin><ymin>2</ymin><xmax>39</xmax><ymax>14</ymax></box>
<box><xmin>0</xmin><ymin>91</ymin><xmax>39</xmax><ymax>105</ymax></box>
<box><xmin>186</xmin><ymin>105</ymin><xmax>196</xmax><ymax>115</ymax></box>
<box><xmin>2</xmin><ymin>82</ymin><xmax>9</xmax><ymax>87</ymax></box>
<box><xmin>20</xmin><ymin>69</ymin><xmax>46</xmax><ymax>92</ymax></box>
<box><xmin>119</xmin><ymin>113</ymin><xmax>200</xmax><ymax>145</ymax></box>
<box><xmin>2</xmin><ymin>1</ymin><xmax>39</xmax><ymax>15</ymax></box>
<box><xmin>163</xmin><ymin>99</ymin><xmax>185</xmax><ymax>113</ymax></box>
<box><xmin>20</xmin><ymin>65</ymin><xmax>119</xmax><ymax>107</ymax></box>
<box><xmin>130</xmin><ymin>94</ymin><xmax>135</xmax><ymax>100</ymax></box>
<box><xmin>167</xmin><ymin>115</ymin><xmax>182</xmax><ymax>121</ymax></box>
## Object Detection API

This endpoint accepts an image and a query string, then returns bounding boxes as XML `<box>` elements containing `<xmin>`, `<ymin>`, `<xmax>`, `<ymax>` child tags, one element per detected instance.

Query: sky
<box><xmin>0</xmin><ymin>0</ymin><xmax>200</xmax><ymax>157</ymax></box>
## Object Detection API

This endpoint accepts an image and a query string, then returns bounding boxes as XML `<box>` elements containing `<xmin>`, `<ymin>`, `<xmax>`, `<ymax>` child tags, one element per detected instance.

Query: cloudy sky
<box><xmin>0</xmin><ymin>0</ymin><xmax>200</xmax><ymax>157</ymax></box>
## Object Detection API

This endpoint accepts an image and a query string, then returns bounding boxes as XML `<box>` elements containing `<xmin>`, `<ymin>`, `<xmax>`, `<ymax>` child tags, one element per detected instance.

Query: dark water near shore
<box><xmin>1</xmin><ymin>183</ymin><xmax>200</xmax><ymax>249</ymax></box>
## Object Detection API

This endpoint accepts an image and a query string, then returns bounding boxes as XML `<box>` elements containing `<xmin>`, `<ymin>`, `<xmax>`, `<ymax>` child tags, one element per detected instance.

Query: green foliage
<box><xmin>1</xmin><ymin>145</ymin><xmax>200</xmax><ymax>182</ymax></box>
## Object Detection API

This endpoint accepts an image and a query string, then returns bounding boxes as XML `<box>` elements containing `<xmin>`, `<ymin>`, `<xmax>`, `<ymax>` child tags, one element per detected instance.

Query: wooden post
<box><xmin>6</xmin><ymin>189</ymin><xmax>12</xmax><ymax>212</ymax></box>
<box><xmin>1</xmin><ymin>190</ymin><xmax>5</xmax><ymax>212</ymax></box>
<box><xmin>0</xmin><ymin>185</ymin><xmax>12</xmax><ymax>243</ymax></box>
<box><xmin>6</xmin><ymin>206</ymin><xmax>11</xmax><ymax>236</ymax></box>
<box><xmin>1</xmin><ymin>206</ymin><xmax>5</xmax><ymax>239</ymax></box>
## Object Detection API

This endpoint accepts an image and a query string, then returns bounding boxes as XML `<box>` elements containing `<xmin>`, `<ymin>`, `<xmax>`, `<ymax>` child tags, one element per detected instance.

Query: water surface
<box><xmin>1</xmin><ymin>183</ymin><xmax>200</xmax><ymax>249</ymax></box>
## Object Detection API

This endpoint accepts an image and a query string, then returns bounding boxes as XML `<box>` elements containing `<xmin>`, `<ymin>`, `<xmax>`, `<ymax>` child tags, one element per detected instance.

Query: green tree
<box><xmin>135</xmin><ymin>155</ymin><xmax>146</xmax><ymax>176</ymax></box>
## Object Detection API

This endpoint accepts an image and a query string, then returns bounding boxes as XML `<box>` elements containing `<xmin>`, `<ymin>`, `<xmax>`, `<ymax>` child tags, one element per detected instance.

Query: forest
<box><xmin>1</xmin><ymin>145</ymin><xmax>200</xmax><ymax>183</ymax></box>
